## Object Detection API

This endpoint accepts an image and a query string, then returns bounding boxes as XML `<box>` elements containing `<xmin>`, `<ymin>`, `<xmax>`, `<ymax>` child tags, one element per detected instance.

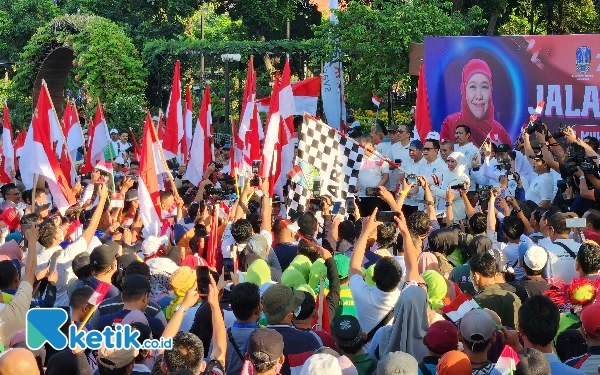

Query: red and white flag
<box><xmin>2</xmin><ymin>102</ymin><xmax>15</xmax><ymax>180</ymax></box>
<box><xmin>439</xmin><ymin>292</ymin><xmax>481</xmax><ymax>323</ymax></box>
<box><xmin>238</xmin><ymin>56</ymin><xmax>256</xmax><ymax>176</ymax></box>
<box><xmin>491</xmin><ymin>345</ymin><xmax>520</xmax><ymax>375</ymax></box>
<box><xmin>62</xmin><ymin>100</ymin><xmax>84</xmax><ymax>161</ymax></box>
<box><xmin>138</xmin><ymin>112</ymin><xmax>164</xmax><ymax>237</ymax></box>
<box><xmin>14</xmin><ymin>130</ymin><xmax>26</xmax><ymax>160</ymax></box>
<box><xmin>128</xmin><ymin>128</ymin><xmax>141</xmax><ymax>161</ymax></box>
<box><xmin>59</xmin><ymin>143</ymin><xmax>74</xmax><ymax>188</ymax></box>
<box><xmin>488</xmin><ymin>121</ymin><xmax>506</xmax><ymax>145</ymax></box>
<box><xmin>261</xmin><ymin>72</ymin><xmax>282</xmax><ymax>183</ymax></box>
<box><xmin>19</xmin><ymin>81</ymin><xmax>76</xmax><ymax>215</ymax></box>
<box><xmin>372</xmin><ymin>94</ymin><xmax>382</xmax><ymax>107</ymax></box>
<box><xmin>415</xmin><ymin>61</ymin><xmax>432</xmax><ymax>142</ymax></box>
<box><xmin>181</xmin><ymin>85</ymin><xmax>193</xmax><ymax>164</ymax></box>
<box><xmin>87</xmin><ymin>280</ymin><xmax>111</xmax><ymax>305</ymax></box>
<box><xmin>109</xmin><ymin>192</ymin><xmax>125</xmax><ymax>208</ymax></box>
<box><xmin>256</xmin><ymin>77</ymin><xmax>321</xmax><ymax>116</ymax></box>
<box><xmin>163</xmin><ymin>60</ymin><xmax>183</xmax><ymax>161</ymax></box>
<box><xmin>535</xmin><ymin>100</ymin><xmax>545</xmax><ymax>115</ymax></box>
<box><xmin>81</xmin><ymin>100</ymin><xmax>110</xmax><ymax>173</ymax></box>
<box><xmin>186</xmin><ymin>85</ymin><xmax>213</xmax><ymax>186</ymax></box>
<box><xmin>277</xmin><ymin>59</ymin><xmax>295</xmax><ymax>195</ymax></box>
<box><xmin>157</xmin><ymin>110</ymin><xmax>164</xmax><ymax>141</ymax></box>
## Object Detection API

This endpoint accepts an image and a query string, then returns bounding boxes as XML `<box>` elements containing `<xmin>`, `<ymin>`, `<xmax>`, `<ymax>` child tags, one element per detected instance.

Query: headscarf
<box><xmin>289</xmin><ymin>255</ymin><xmax>312</xmax><ymax>281</ymax></box>
<box><xmin>378</xmin><ymin>286</ymin><xmax>429</xmax><ymax>362</ymax></box>
<box><xmin>421</xmin><ymin>270</ymin><xmax>448</xmax><ymax>310</ymax></box>
<box><xmin>0</xmin><ymin>240</ymin><xmax>24</xmax><ymax>263</ymax></box>
<box><xmin>418</xmin><ymin>252</ymin><xmax>440</xmax><ymax>274</ymax></box>
<box><xmin>165</xmin><ymin>266</ymin><xmax>196</xmax><ymax>320</ymax></box>
<box><xmin>436</xmin><ymin>350</ymin><xmax>472</xmax><ymax>375</ymax></box>
<box><xmin>244</xmin><ymin>259</ymin><xmax>272</xmax><ymax>287</ymax></box>
<box><xmin>282</xmin><ymin>268</ymin><xmax>306</xmax><ymax>289</ymax></box>
<box><xmin>461</xmin><ymin>59</ymin><xmax>494</xmax><ymax>124</ymax></box>
<box><xmin>444</xmin><ymin>152</ymin><xmax>469</xmax><ymax>190</ymax></box>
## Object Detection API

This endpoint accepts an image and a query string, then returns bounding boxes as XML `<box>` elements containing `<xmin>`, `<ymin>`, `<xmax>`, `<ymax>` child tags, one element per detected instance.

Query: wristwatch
<box><xmin>175</xmin><ymin>305</ymin><xmax>187</xmax><ymax>314</ymax></box>
<box><xmin>445</xmin><ymin>202</ymin><xmax>452</xmax><ymax>207</ymax></box>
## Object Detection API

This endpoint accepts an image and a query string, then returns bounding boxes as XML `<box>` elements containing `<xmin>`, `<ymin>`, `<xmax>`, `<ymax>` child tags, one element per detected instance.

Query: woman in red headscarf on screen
<box><xmin>440</xmin><ymin>59</ymin><xmax>511</xmax><ymax>147</ymax></box>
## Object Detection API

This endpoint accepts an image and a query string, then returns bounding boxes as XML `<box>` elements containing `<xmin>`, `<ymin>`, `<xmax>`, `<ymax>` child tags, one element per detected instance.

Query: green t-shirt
<box><xmin>335</xmin><ymin>285</ymin><xmax>357</xmax><ymax>320</ymax></box>
<box><xmin>346</xmin><ymin>353</ymin><xmax>376</xmax><ymax>375</ymax></box>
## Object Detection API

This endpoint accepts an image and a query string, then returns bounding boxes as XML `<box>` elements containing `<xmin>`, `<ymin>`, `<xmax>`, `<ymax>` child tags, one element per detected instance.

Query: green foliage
<box><xmin>0</xmin><ymin>0</ymin><xmax>62</xmax><ymax>61</ymax></box>
<box><xmin>218</xmin><ymin>0</ymin><xmax>299</xmax><ymax>40</ymax></box>
<box><xmin>8</xmin><ymin>14</ymin><xmax>147</xmax><ymax>131</ymax></box>
<box><xmin>316</xmin><ymin>0</ymin><xmax>485</xmax><ymax>109</ymax></box>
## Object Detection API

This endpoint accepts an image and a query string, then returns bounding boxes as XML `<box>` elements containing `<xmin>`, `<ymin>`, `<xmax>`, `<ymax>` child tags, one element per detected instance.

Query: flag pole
<box><xmin>98</xmin><ymin>98</ymin><xmax>116</xmax><ymax>193</ymax></box>
<box><xmin>42</xmin><ymin>81</ymin><xmax>78</xmax><ymax>178</ymax></box>
<box><xmin>31</xmin><ymin>173</ymin><xmax>37</xmax><ymax>214</ymax></box>
<box><xmin>147</xmin><ymin>110</ymin><xmax>181</xmax><ymax>200</ymax></box>
<box><xmin>77</xmin><ymin>305</ymin><xmax>97</xmax><ymax>332</ymax></box>
<box><xmin>231</xmin><ymin>118</ymin><xmax>241</xmax><ymax>198</ymax></box>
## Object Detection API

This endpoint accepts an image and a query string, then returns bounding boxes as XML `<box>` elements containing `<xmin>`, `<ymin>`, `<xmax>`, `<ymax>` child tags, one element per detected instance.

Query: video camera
<box><xmin>205</xmin><ymin>185</ymin><xmax>236</xmax><ymax>201</ymax></box>
<box><xmin>478</xmin><ymin>185</ymin><xmax>500</xmax><ymax>209</ymax></box>
<box><xmin>525</xmin><ymin>119</ymin><xmax>569</xmax><ymax>141</ymax></box>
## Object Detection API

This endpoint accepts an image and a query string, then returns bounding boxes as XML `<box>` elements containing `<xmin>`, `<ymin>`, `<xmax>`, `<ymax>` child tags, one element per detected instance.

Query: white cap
<box><xmin>110</xmin><ymin>128</ymin><xmax>119</xmax><ymax>134</ymax></box>
<box><xmin>426</xmin><ymin>131</ymin><xmax>440</xmax><ymax>141</ymax></box>
<box><xmin>300</xmin><ymin>354</ymin><xmax>342</xmax><ymax>375</ymax></box>
<box><xmin>524</xmin><ymin>245</ymin><xmax>548</xmax><ymax>271</ymax></box>
<box><xmin>113</xmin><ymin>156</ymin><xmax>125</xmax><ymax>165</ymax></box>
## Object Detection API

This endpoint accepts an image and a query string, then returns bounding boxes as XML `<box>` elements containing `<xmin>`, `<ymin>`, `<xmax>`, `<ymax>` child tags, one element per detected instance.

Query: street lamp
<box><xmin>221</xmin><ymin>54</ymin><xmax>241</xmax><ymax>133</ymax></box>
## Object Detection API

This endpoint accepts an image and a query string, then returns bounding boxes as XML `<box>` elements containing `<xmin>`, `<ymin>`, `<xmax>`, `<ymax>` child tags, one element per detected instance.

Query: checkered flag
<box><xmin>286</xmin><ymin>115</ymin><xmax>364</xmax><ymax>217</ymax></box>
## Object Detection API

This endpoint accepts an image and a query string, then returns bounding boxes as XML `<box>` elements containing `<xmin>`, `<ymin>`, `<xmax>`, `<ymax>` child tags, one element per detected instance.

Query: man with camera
<box><xmin>356</xmin><ymin>136</ymin><xmax>389</xmax><ymax>196</ymax></box>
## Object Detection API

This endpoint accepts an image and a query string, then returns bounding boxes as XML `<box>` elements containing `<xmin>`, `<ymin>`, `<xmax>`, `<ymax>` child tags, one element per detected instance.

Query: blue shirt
<box><xmin>274</xmin><ymin>243</ymin><xmax>298</xmax><ymax>271</ymax></box>
<box><xmin>546</xmin><ymin>352</ymin><xmax>585</xmax><ymax>375</ymax></box>
<box><xmin>418</xmin><ymin>356</ymin><xmax>439</xmax><ymax>375</ymax></box>
<box><xmin>97</xmin><ymin>309</ymin><xmax>165</xmax><ymax>340</ymax></box>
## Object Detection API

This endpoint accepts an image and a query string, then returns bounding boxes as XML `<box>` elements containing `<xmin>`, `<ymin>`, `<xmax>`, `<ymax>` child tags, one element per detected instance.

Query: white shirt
<box><xmin>349</xmin><ymin>274</ymin><xmax>399</xmax><ymax>350</ymax></box>
<box><xmin>525</xmin><ymin>172</ymin><xmax>554</xmax><ymax>205</ymax></box>
<box><xmin>35</xmin><ymin>237</ymin><xmax>89</xmax><ymax>306</ymax></box>
<box><xmin>545</xmin><ymin>238</ymin><xmax>580</xmax><ymax>283</ymax></box>
<box><xmin>487</xmin><ymin>230</ymin><xmax>523</xmax><ymax>279</ymax></box>
<box><xmin>455</xmin><ymin>142</ymin><xmax>479</xmax><ymax>191</ymax></box>
<box><xmin>221</xmin><ymin>225</ymin><xmax>274</xmax><ymax>259</ymax></box>
<box><xmin>422</xmin><ymin>157</ymin><xmax>447</xmax><ymax>208</ymax></box>
<box><xmin>357</xmin><ymin>154</ymin><xmax>390</xmax><ymax>195</ymax></box>
<box><xmin>375</xmin><ymin>142</ymin><xmax>391</xmax><ymax>158</ymax></box>
<box><xmin>402</xmin><ymin>157</ymin><xmax>427</xmax><ymax>207</ymax></box>
<box><xmin>386</xmin><ymin>142</ymin><xmax>411</xmax><ymax>190</ymax></box>
<box><xmin>114</xmin><ymin>141</ymin><xmax>131</xmax><ymax>157</ymax></box>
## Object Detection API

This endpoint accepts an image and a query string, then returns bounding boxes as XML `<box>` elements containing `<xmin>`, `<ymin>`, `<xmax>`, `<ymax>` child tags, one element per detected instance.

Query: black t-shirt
<box><xmin>510</xmin><ymin>276</ymin><xmax>549</xmax><ymax>303</ymax></box>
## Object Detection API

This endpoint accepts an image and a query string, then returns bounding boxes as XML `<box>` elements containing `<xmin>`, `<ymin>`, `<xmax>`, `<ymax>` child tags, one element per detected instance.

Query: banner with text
<box><xmin>425</xmin><ymin>35</ymin><xmax>600</xmax><ymax>146</ymax></box>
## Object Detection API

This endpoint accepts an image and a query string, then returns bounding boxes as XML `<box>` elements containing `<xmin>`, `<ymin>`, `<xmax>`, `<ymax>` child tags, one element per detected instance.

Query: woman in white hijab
<box><xmin>431</xmin><ymin>152</ymin><xmax>470</xmax><ymax>223</ymax></box>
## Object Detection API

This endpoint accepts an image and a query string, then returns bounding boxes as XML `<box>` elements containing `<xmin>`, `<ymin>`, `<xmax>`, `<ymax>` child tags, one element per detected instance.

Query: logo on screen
<box><xmin>576</xmin><ymin>46</ymin><xmax>591</xmax><ymax>73</ymax></box>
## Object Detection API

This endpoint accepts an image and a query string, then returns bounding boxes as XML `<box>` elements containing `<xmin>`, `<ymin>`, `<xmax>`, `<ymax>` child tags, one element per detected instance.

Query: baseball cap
<box><xmin>122</xmin><ymin>274</ymin><xmax>151</xmax><ymax>293</ymax></box>
<box><xmin>497</xmin><ymin>144</ymin><xmax>511</xmax><ymax>153</ymax></box>
<box><xmin>261</xmin><ymin>283</ymin><xmax>305</xmax><ymax>325</ymax></box>
<box><xmin>98</xmin><ymin>346</ymin><xmax>138</xmax><ymax>370</ymax></box>
<box><xmin>222</xmin><ymin>143</ymin><xmax>231</xmax><ymax>150</ymax></box>
<box><xmin>408</xmin><ymin>140</ymin><xmax>423</xmax><ymax>151</ymax></box>
<box><xmin>581</xmin><ymin>303</ymin><xmax>600</xmax><ymax>337</ymax></box>
<box><xmin>387</xmin><ymin>124</ymin><xmax>399</xmax><ymax>132</ymax></box>
<box><xmin>109</xmin><ymin>128</ymin><xmax>118</xmax><ymax>135</ymax></box>
<box><xmin>301</xmin><ymin>354</ymin><xmax>342</xmax><ymax>375</ymax></box>
<box><xmin>349</xmin><ymin>121</ymin><xmax>361</xmax><ymax>129</ymax></box>
<box><xmin>90</xmin><ymin>244</ymin><xmax>118</xmax><ymax>270</ymax></box>
<box><xmin>125</xmin><ymin>189</ymin><xmax>138</xmax><ymax>201</ymax></box>
<box><xmin>272</xmin><ymin>194</ymin><xmax>282</xmax><ymax>204</ymax></box>
<box><xmin>247</xmin><ymin>328</ymin><xmax>284</xmax><ymax>367</ymax></box>
<box><xmin>332</xmin><ymin>315</ymin><xmax>364</xmax><ymax>348</ymax></box>
<box><xmin>0</xmin><ymin>208</ymin><xmax>20</xmax><ymax>231</ymax></box>
<box><xmin>523</xmin><ymin>246</ymin><xmax>548</xmax><ymax>271</ymax></box>
<box><xmin>459</xmin><ymin>309</ymin><xmax>496</xmax><ymax>344</ymax></box>
<box><xmin>424</xmin><ymin>320</ymin><xmax>459</xmax><ymax>355</ymax></box>
<box><xmin>72</xmin><ymin>252</ymin><xmax>91</xmax><ymax>275</ymax></box>
<box><xmin>426</xmin><ymin>131</ymin><xmax>441</xmax><ymax>141</ymax></box>
<box><xmin>334</xmin><ymin>254</ymin><xmax>350</xmax><ymax>280</ymax></box>
<box><xmin>296</xmin><ymin>291</ymin><xmax>316</xmax><ymax>321</ymax></box>
<box><xmin>113</xmin><ymin>156</ymin><xmax>125</xmax><ymax>165</ymax></box>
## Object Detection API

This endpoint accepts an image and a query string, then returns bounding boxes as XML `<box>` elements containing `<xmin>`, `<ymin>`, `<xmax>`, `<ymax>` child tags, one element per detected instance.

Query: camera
<box><xmin>250</xmin><ymin>160</ymin><xmax>261</xmax><ymax>187</ymax></box>
<box><xmin>551</xmin><ymin>124</ymin><xmax>570</xmax><ymax>140</ymax></box>
<box><xmin>450</xmin><ymin>182</ymin><xmax>468</xmax><ymax>190</ymax></box>
<box><xmin>309</xmin><ymin>197</ymin><xmax>323</xmax><ymax>212</ymax></box>
<box><xmin>205</xmin><ymin>185</ymin><xmax>235</xmax><ymax>200</ymax></box>
<box><xmin>312</xmin><ymin>177</ymin><xmax>321</xmax><ymax>196</ymax></box>
<box><xmin>405</xmin><ymin>174</ymin><xmax>420</xmax><ymax>186</ymax></box>
<box><xmin>365</xmin><ymin>187</ymin><xmax>380</xmax><ymax>197</ymax></box>
<box><xmin>478</xmin><ymin>185</ymin><xmax>500</xmax><ymax>209</ymax></box>
<box><xmin>525</xmin><ymin>118</ymin><xmax>545</xmax><ymax>136</ymax></box>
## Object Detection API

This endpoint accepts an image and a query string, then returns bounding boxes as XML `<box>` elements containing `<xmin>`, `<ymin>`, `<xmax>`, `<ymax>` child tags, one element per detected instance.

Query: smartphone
<box><xmin>309</xmin><ymin>198</ymin><xmax>322</xmax><ymax>212</ymax></box>
<box><xmin>406</xmin><ymin>175</ymin><xmax>418</xmax><ymax>186</ymax></box>
<box><xmin>332</xmin><ymin>201</ymin><xmax>342</xmax><ymax>215</ymax></box>
<box><xmin>566</xmin><ymin>218</ymin><xmax>587</xmax><ymax>228</ymax></box>
<box><xmin>196</xmin><ymin>266</ymin><xmax>210</xmax><ymax>295</ymax></box>
<box><xmin>312</xmin><ymin>177</ymin><xmax>322</xmax><ymax>196</ymax></box>
<box><xmin>223</xmin><ymin>258</ymin><xmax>234</xmax><ymax>281</ymax></box>
<box><xmin>365</xmin><ymin>187</ymin><xmax>379</xmax><ymax>197</ymax></box>
<box><xmin>252</xmin><ymin>160</ymin><xmax>261</xmax><ymax>175</ymax></box>
<box><xmin>376</xmin><ymin>211</ymin><xmax>398</xmax><ymax>223</ymax></box>
<box><xmin>346</xmin><ymin>197</ymin><xmax>355</xmax><ymax>214</ymax></box>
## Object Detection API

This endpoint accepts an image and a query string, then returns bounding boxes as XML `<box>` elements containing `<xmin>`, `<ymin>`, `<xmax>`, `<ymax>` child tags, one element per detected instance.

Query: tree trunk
<box><xmin>451</xmin><ymin>0</ymin><xmax>464</xmax><ymax>12</ymax></box>
<box><xmin>487</xmin><ymin>11</ymin><xmax>499</xmax><ymax>35</ymax></box>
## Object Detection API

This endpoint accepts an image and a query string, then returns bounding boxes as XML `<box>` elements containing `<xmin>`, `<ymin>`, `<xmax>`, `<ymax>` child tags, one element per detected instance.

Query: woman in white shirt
<box><xmin>431</xmin><ymin>152</ymin><xmax>470</xmax><ymax>223</ymax></box>
<box><xmin>525</xmin><ymin>156</ymin><xmax>554</xmax><ymax>207</ymax></box>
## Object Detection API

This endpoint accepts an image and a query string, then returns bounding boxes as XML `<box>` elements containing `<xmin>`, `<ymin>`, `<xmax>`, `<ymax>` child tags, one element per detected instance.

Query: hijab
<box><xmin>460</xmin><ymin>59</ymin><xmax>495</xmax><ymax>126</ymax></box>
<box><xmin>436</xmin><ymin>350</ymin><xmax>472</xmax><ymax>375</ymax></box>
<box><xmin>0</xmin><ymin>240</ymin><xmax>24</xmax><ymax>264</ymax></box>
<box><xmin>165</xmin><ymin>266</ymin><xmax>196</xmax><ymax>320</ymax></box>
<box><xmin>418</xmin><ymin>252</ymin><xmax>440</xmax><ymax>274</ymax></box>
<box><xmin>444</xmin><ymin>152</ymin><xmax>469</xmax><ymax>189</ymax></box>
<box><xmin>421</xmin><ymin>270</ymin><xmax>448</xmax><ymax>310</ymax></box>
<box><xmin>378</xmin><ymin>286</ymin><xmax>429</xmax><ymax>362</ymax></box>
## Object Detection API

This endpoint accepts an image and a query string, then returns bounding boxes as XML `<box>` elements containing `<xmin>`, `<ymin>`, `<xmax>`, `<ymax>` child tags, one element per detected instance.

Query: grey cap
<box><xmin>376</xmin><ymin>352</ymin><xmax>418</xmax><ymax>375</ymax></box>
<box><xmin>247</xmin><ymin>234</ymin><xmax>269</xmax><ymax>259</ymax></box>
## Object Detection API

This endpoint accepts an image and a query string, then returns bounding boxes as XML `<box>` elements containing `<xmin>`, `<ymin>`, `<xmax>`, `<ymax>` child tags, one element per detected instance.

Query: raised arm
<box><xmin>349</xmin><ymin>208</ymin><xmax>381</xmax><ymax>279</ymax></box>
<box><xmin>445</xmin><ymin>188</ymin><xmax>454</xmax><ymax>226</ymax></box>
<box><xmin>24</xmin><ymin>224</ymin><xmax>39</xmax><ymax>285</ymax></box>
<box><xmin>507</xmin><ymin>196</ymin><xmax>534</xmax><ymax>235</ymax></box>
<box><xmin>81</xmin><ymin>185</ymin><xmax>108</xmax><ymax>246</ymax></box>
<box><xmin>394</xmin><ymin>211</ymin><xmax>423</xmax><ymax>284</ymax></box>
<box><xmin>418</xmin><ymin>176</ymin><xmax>437</xmax><ymax>222</ymax></box>
<box><xmin>260</xmin><ymin>178</ymin><xmax>272</xmax><ymax>234</ymax></box>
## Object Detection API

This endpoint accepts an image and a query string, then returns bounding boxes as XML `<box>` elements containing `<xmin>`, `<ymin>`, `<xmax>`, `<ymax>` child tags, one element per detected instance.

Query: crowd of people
<box><xmin>2</xmin><ymin>118</ymin><xmax>600</xmax><ymax>375</ymax></box>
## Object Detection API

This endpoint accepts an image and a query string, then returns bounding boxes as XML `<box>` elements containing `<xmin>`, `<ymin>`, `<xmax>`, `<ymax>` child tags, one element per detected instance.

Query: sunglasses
<box><xmin>422</xmin><ymin>147</ymin><xmax>433</xmax><ymax>151</ymax></box>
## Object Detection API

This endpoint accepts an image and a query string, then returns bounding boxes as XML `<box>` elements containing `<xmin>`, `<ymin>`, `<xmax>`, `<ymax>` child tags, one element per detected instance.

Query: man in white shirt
<box><xmin>544</xmin><ymin>212</ymin><xmax>581</xmax><ymax>283</ymax></box>
<box><xmin>109</xmin><ymin>129</ymin><xmax>120</xmax><ymax>159</ymax></box>
<box><xmin>421</xmin><ymin>139</ymin><xmax>447</xmax><ymax>209</ymax></box>
<box><xmin>402</xmin><ymin>140</ymin><xmax>427</xmax><ymax>216</ymax></box>
<box><xmin>357</xmin><ymin>136</ymin><xmax>389</xmax><ymax>195</ymax></box>
<box><xmin>115</xmin><ymin>131</ymin><xmax>132</xmax><ymax>159</ymax></box>
<box><xmin>385</xmin><ymin>124</ymin><xmax>411</xmax><ymax>190</ymax></box>
<box><xmin>454</xmin><ymin>125</ymin><xmax>480</xmax><ymax>197</ymax></box>
<box><xmin>439</xmin><ymin>140</ymin><xmax>454</xmax><ymax>163</ymax></box>
<box><xmin>35</xmin><ymin>185</ymin><xmax>108</xmax><ymax>306</ymax></box>
<box><xmin>525</xmin><ymin>155</ymin><xmax>554</xmax><ymax>208</ymax></box>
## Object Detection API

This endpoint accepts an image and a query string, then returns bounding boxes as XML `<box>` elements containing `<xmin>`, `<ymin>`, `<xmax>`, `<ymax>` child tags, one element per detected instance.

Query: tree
<box><xmin>317</xmin><ymin>0</ymin><xmax>485</xmax><ymax>109</ymax></box>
